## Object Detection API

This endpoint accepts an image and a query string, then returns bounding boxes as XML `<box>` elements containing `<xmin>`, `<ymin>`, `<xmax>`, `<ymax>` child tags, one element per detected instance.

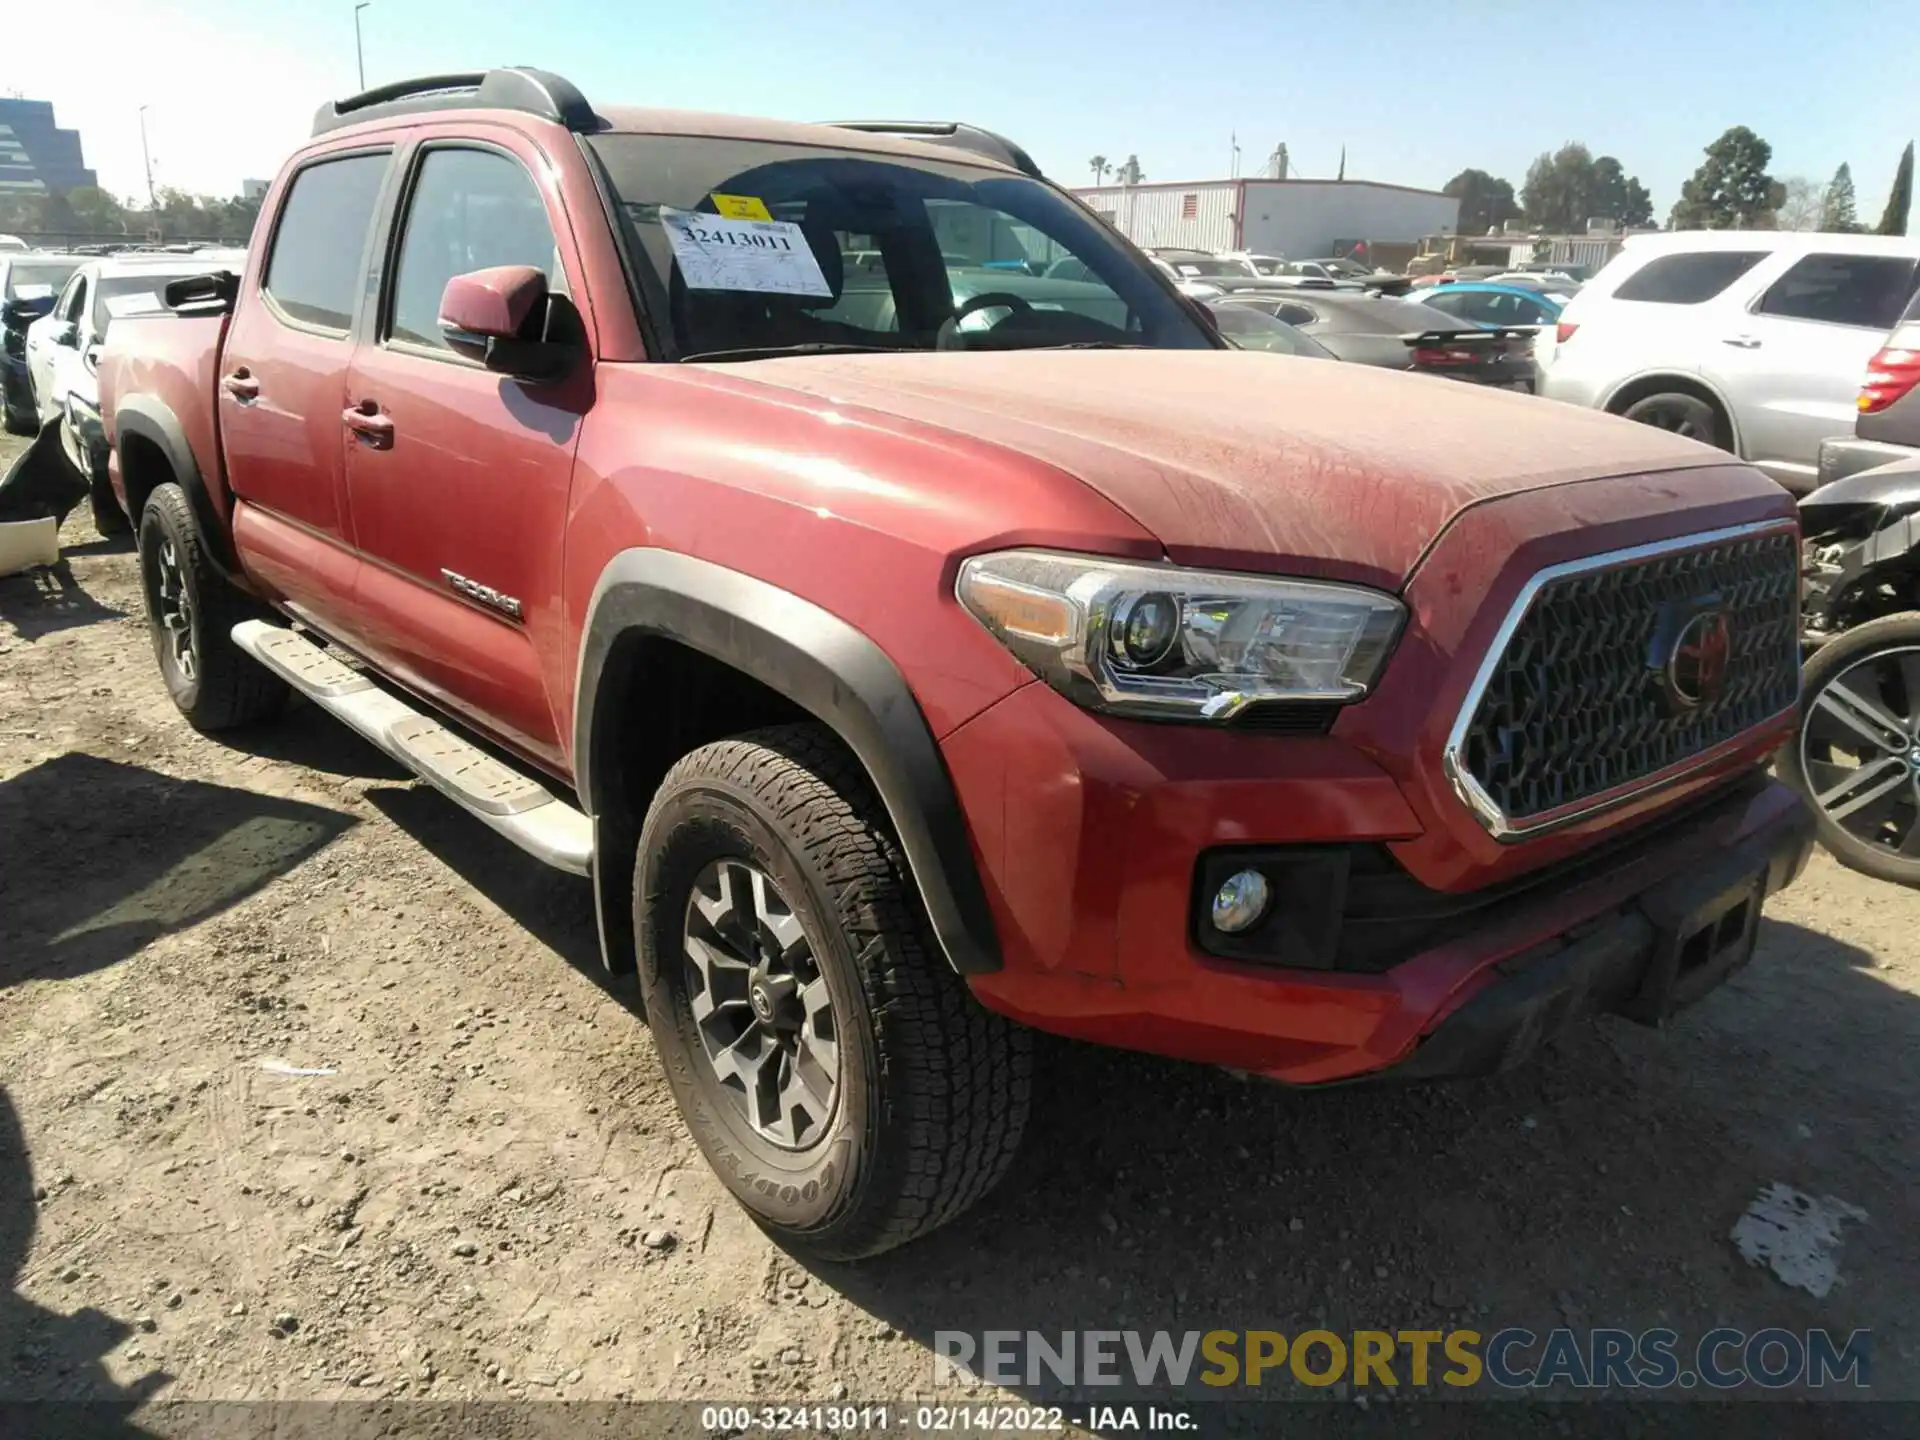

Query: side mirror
<box><xmin>163</xmin><ymin>269</ymin><xmax>241</xmax><ymax>316</ymax></box>
<box><xmin>52</xmin><ymin>321</ymin><xmax>80</xmax><ymax>349</ymax></box>
<box><xmin>438</xmin><ymin>265</ymin><xmax>567</xmax><ymax>380</ymax></box>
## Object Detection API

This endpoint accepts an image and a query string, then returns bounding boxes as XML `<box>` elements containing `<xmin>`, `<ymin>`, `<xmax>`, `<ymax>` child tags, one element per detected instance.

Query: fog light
<box><xmin>1210</xmin><ymin>869</ymin><xmax>1271</xmax><ymax>934</ymax></box>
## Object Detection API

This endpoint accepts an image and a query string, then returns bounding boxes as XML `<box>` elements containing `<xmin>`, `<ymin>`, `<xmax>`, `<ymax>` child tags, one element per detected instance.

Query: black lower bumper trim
<box><xmin>1382</xmin><ymin>790</ymin><xmax>1815</xmax><ymax>1083</ymax></box>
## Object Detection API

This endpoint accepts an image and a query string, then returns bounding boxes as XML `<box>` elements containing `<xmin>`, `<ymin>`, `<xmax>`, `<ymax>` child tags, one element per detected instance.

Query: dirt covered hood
<box><xmin>746</xmin><ymin>349</ymin><xmax>1729</xmax><ymax>587</ymax></box>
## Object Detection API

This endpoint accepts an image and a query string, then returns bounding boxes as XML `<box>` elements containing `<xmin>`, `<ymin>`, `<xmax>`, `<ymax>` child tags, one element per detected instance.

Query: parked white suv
<box><xmin>1537</xmin><ymin>231</ymin><xmax>1920</xmax><ymax>493</ymax></box>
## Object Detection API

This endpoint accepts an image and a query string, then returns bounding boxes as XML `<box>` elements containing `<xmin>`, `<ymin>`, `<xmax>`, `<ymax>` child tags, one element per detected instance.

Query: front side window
<box><xmin>588</xmin><ymin>134</ymin><xmax>1211</xmax><ymax>359</ymax></box>
<box><xmin>58</xmin><ymin>273</ymin><xmax>88</xmax><ymax>324</ymax></box>
<box><xmin>1612</xmin><ymin>249</ymin><xmax>1765</xmax><ymax>305</ymax></box>
<box><xmin>388</xmin><ymin>147</ymin><xmax>561</xmax><ymax>352</ymax></box>
<box><xmin>1756</xmin><ymin>254</ymin><xmax>1920</xmax><ymax>331</ymax></box>
<box><xmin>263</xmin><ymin>152</ymin><xmax>390</xmax><ymax>332</ymax></box>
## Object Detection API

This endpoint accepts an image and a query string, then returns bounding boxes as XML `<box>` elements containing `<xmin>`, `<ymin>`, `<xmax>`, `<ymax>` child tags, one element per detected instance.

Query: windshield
<box><xmin>4</xmin><ymin>260</ymin><xmax>80</xmax><ymax>300</ymax></box>
<box><xmin>1207</xmin><ymin>304</ymin><xmax>1334</xmax><ymax>358</ymax></box>
<box><xmin>587</xmin><ymin>134</ymin><xmax>1212</xmax><ymax>359</ymax></box>
<box><xmin>92</xmin><ymin>272</ymin><xmax>209</xmax><ymax>338</ymax></box>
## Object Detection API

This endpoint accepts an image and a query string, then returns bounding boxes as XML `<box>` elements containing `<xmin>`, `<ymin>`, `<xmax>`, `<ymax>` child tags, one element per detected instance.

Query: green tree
<box><xmin>1669</xmin><ymin>126</ymin><xmax>1776</xmax><ymax>230</ymax></box>
<box><xmin>1772</xmin><ymin>176</ymin><xmax>1824</xmax><ymax>231</ymax></box>
<box><xmin>1116</xmin><ymin>155</ymin><xmax>1144</xmax><ymax>185</ymax></box>
<box><xmin>1520</xmin><ymin>142</ymin><xmax>1597</xmax><ymax>232</ymax></box>
<box><xmin>64</xmin><ymin>186</ymin><xmax>130</xmax><ymax>235</ymax></box>
<box><xmin>1442</xmin><ymin>168</ymin><xmax>1518</xmax><ymax>235</ymax></box>
<box><xmin>1820</xmin><ymin>163</ymin><xmax>1861</xmax><ymax>231</ymax></box>
<box><xmin>1878</xmin><ymin>141</ymin><xmax>1915</xmax><ymax>236</ymax></box>
<box><xmin>1589</xmin><ymin>155</ymin><xmax>1655</xmax><ymax>228</ymax></box>
<box><xmin>1089</xmin><ymin>155</ymin><xmax>1109</xmax><ymax>184</ymax></box>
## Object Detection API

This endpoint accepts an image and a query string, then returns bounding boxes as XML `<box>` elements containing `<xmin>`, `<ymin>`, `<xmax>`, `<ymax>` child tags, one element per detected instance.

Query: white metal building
<box><xmin>1074</xmin><ymin>178</ymin><xmax>1460</xmax><ymax>259</ymax></box>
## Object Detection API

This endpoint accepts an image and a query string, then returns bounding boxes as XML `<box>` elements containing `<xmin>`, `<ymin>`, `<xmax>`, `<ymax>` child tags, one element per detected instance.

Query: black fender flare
<box><xmin>114</xmin><ymin>394</ymin><xmax>239</xmax><ymax>573</ymax></box>
<box><xmin>574</xmin><ymin>548</ymin><xmax>1001</xmax><ymax>975</ymax></box>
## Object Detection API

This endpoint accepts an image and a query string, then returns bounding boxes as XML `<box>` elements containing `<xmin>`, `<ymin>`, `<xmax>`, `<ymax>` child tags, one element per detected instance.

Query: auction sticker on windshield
<box><xmin>661</xmin><ymin>207</ymin><xmax>832</xmax><ymax>298</ymax></box>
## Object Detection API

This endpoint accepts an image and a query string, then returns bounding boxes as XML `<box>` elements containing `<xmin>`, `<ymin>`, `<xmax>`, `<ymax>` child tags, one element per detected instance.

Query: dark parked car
<box><xmin>2</xmin><ymin>253</ymin><xmax>82</xmax><ymax>434</ymax></box>
<box><xmin>1215</xmin><ymin>290</ymin><xmax>1537</xmax><ymax>388</ymax></box>
<box><xmin>1816</xmin><ymin>285</ymin><xmax>1920</xmax><ymax>486</ymax></box>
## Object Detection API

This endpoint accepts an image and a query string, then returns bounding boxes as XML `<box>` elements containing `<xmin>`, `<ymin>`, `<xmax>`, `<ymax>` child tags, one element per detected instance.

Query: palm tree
<box><xmin>1090</xmin><ymin>155</ymin><xmax>1110</xmax><ymax>184</ymax></box>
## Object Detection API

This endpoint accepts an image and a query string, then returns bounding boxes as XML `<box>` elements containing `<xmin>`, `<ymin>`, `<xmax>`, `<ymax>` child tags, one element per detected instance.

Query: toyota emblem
<box><xmin>1667</xmin><ymin>609</ymin><xmax>1733</xmax><ymax>708</ymax></box>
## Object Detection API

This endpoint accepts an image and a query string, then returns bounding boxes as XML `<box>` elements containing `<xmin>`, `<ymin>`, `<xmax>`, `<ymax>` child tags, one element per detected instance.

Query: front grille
<box><xmin>1453</xmin><ymin>527</ymin><xmax>1799</xmax><ymax>829</ymax></box>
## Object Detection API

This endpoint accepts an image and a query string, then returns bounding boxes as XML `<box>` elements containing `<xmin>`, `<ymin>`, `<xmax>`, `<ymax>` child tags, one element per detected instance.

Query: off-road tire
<box><xmin>635</xmin><ymin>723</ymin><xmax>1031</xmax><ymax>1259</ymax></box>
<box><xmin>1780</xmin><ymin>613</ymin><xmax>1920</xmax><ymax>887</ymax></box>
<box><xmin>137</xmin><ymin>482</ymin><xmax>286</xmax><ymax>731</ymax></box>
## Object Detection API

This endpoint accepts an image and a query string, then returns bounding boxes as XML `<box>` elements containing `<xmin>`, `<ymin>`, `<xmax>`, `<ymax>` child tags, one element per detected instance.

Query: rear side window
<box><xmin>1613</xmin><ymin>250</ymin><xmax>1765</xmax><ymax>304</ymax></box>
<box><xmin>1756</xmin><ymin>253</ymin><xmax>1920</xmax><ymax>331</ymax></box>
<box><xmin>263</xmin><ymin>153</ymin><xmax>389</xmax><ymax>332</ymax></box>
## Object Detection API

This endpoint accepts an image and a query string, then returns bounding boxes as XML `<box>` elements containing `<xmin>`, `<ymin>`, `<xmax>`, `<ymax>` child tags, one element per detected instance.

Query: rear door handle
<box><xmin>221</xmin><ymin>368</ymin><xmax>260</xmax><ymax>401</ymax></box>
<box><xmin>1720</xmin><ymin>334</ymin><xmax>1762</xmax><ymax>349</ymax></box>
<box><xmin>343</xmin><ymin>401</ymin><xmax>395</xmax><ymax>449</ymax></box>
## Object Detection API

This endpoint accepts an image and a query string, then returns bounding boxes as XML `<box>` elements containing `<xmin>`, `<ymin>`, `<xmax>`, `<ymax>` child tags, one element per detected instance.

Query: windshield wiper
<box><xmin>677</xmin><ymin>342</ymin><xmax>899</xmax><ymax>363</ymax></box>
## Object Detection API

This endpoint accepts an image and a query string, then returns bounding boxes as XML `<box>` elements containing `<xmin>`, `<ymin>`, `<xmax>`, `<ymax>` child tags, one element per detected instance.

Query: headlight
<box><xmin>956</xmin><ymin>549</ymin><xmax>1404</xmax><ymax>722</ymax></box>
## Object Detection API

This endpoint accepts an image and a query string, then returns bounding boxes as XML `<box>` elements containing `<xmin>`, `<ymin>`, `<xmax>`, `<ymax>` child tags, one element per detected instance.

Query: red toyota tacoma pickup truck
<box><xmin>98</xmin><ymin>69</ymin><xmax>1813</xmax><ymax>1259</ymax></box>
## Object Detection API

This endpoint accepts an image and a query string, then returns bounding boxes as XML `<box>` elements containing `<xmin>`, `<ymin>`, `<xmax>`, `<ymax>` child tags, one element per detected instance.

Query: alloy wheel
<box><xmin>1799</xmin><ymin>645</ymin><xmax>1920</xmax><ymax>861</ymax></box>
<box><xmin>151</xmin><ymin>537</ymin><xmax>197</xmax><ymax>682</ymax></box>
<box><xmin>1634</xmin><ymin>398</ymin><xmax>1711</xmax><ymax>441</ymax></box>
<box><xmin>683</xmin><ymin>858</ymin><xmax>840</xmax><ymax>1150</ymax></box>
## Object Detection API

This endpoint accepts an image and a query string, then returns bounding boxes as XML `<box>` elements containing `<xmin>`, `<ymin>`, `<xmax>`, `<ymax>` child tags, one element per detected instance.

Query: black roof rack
<box><xmin>311</xmin><ymin>67</ymin><xmax>601</xmax><ymax>137</ymax></box>
<box><xmin>822</xmin><ymin>121</ymin><xmax>1042</xmax><ymax>179</ymax></box>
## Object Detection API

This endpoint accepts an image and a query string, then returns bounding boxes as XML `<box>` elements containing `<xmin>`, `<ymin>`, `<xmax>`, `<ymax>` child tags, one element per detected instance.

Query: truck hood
<box><xmin>738</xmin><ymin>349</ymin><xmax>1730</xmax><ymax>588</ymax></box>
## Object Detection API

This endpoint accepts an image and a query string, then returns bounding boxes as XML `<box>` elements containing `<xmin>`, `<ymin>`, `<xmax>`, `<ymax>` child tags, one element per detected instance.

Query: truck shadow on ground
<box><xmin>360</xmin><ymin>783</ymin><xmax>607</xmax><ymax>985</ymax></box>
<box><xmin>0</xmin><ymin>560</ymin><xmax>124</xmax><ymax>642</ymax></box>
<box><xmin>814</xmin><ymin>916</ymin><xmax>1914</xmax><ymax>1429</ymax></box>
<box><xmin>0</xmin><ymin>752</ymin><xmax>355</xmax><ymax>989</ymax></box>
<box><xmin>0</xmin><ymin>1083</ymin><xmax>166</xmax><ymax>1427</ymax></box>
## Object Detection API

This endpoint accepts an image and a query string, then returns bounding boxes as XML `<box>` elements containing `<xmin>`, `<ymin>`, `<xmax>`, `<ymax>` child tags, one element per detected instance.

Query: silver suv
<box><xmin>1537</xmin><ymin>232</ymin><xmax>1920</xmax><ymax>493</ymax></box>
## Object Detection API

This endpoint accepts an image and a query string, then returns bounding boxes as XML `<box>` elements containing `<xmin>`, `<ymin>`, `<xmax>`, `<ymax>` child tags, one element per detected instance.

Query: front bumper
<box><xmin>1816</xmin><ymin>434</ymin><xmax>1918</xmax><ymax>489</ymax></box>
<box><xmin>1380</xmin><ymin>789</ymin><xmax>1812</xmax><ymax>1081</ymax></box>
<box><xmin>945</xmin><ymin>681</ymin><xmax>1813</xmax><ymax>1085</ymax></box>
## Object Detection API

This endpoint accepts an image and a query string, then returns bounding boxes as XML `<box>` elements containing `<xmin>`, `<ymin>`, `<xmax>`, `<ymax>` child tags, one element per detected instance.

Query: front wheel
<box><xmin>1780</xmin><ymin>612</ymin><xmax>1920</xmax><ymax>886</ymax></box>
<box><xmin>635</xmin><ymin>724</ymin><xmax>1032</xmax><ymax>1259</ymax></box>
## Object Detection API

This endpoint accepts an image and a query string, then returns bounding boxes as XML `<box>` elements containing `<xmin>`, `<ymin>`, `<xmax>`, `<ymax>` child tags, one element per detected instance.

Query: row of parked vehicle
<box><xmin>1130</xmin><ymin>232</ymin><xmax>1920</xmax><ymax>499</ymax></box>
<box><xmin>1</xmin><ymin>246</ymin><xmax>247</xmax><ymax>532</ymax></box>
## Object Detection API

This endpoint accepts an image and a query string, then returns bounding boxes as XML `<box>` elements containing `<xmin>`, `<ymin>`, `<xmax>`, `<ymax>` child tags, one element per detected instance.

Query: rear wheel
<box><xmin>1780</xmin><ymin>613</ymin><xmax>1920</xmax><ymax>887</ymax></box>
<box><xmin>1620</xmin><ymin>391</ymin><xmax>1725</xmax><ymax>447</ymax></box>
<box><xmin>635</xmin><ymin>724</ymin><xmax>1031</xmax><ymax>1259</ymax></box>
<box><xmin>137</xmin><ymin>483</ymin><xmax>286</xmax><ymax>731</ymax></box>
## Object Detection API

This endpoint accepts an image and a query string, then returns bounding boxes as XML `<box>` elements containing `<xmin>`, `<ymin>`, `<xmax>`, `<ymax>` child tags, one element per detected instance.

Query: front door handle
<box><xmin>1720</xmin><ymin>334</ymin><xmax>1762</xmax><ymax>349</ymax></box>
<box><xmin>343</xmin><ymin>401</ymin><xmax>395</xmax><ymax>450</ymax></box>
<box><xmin>222</xmin><ymin>368</ymin><xmax>260</xmax><ymax>401</ymax></box>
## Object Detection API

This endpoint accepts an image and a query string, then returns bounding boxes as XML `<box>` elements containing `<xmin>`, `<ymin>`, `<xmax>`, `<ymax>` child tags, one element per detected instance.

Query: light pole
<box><xmin>138</xmin><ymin>105</ymin><xmax>157</xmax><ymax>209</ymax></box>
<box><xmin>354</xmin><ymin>3</ymin><xmax>370</xmax><ymax>90</ymax></box>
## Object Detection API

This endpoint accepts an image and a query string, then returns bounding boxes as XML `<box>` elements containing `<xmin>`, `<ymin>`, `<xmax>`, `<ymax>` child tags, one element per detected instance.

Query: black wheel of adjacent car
<box><xmin>137</xmin><ymin>482</ymin><xmax>286</xmax><ymax>731</ymax></box>
<box><xmin>635</xmin><ymin>723</ymin><xmax>1032</xmax><ymax>1259</ymax></box>
<box><xmin>1780</xmin><ymin>613</ymin><xmax>1920</xmax><ymax>887</ymax></box>
<box><xmin>1619</xmin><ymin>391</ymin><xmax>1724</xmax><ymax>447</ymax></box>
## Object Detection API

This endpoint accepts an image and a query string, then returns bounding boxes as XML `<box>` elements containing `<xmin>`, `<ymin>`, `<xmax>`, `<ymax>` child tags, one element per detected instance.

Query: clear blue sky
<box><xmin>7</xmin><ymin>0</ymin><xmax>1914</xmax><ymax>225</ymax></box>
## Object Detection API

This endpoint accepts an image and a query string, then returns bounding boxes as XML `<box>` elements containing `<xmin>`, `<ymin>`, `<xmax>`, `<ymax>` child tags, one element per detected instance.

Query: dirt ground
<box><xmin>1</xmin><ymin>429</ymin><xmax>1915</xmax><ymax>1435</ymax></box>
